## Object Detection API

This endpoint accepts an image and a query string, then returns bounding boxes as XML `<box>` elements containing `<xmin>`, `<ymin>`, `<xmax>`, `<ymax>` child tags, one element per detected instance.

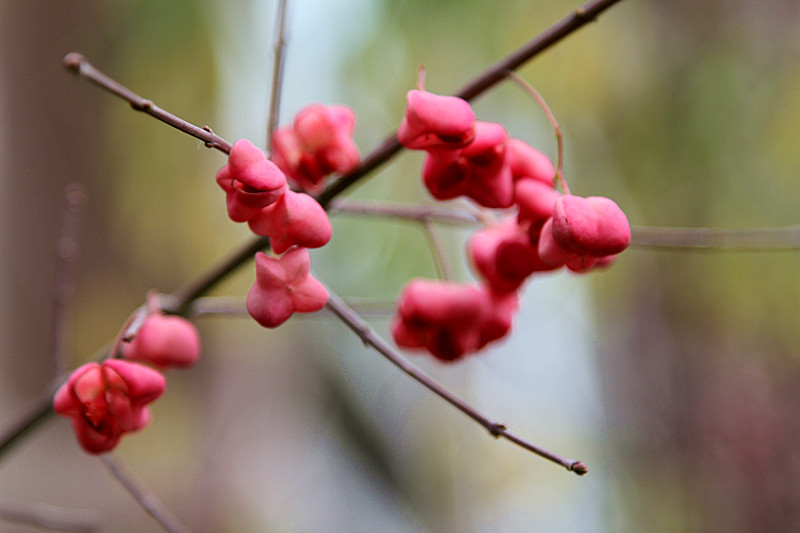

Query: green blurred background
<box><xmin>2</xmin><ymin>0</ymin><xmax>800</xmax><ymax>531</ymax></box>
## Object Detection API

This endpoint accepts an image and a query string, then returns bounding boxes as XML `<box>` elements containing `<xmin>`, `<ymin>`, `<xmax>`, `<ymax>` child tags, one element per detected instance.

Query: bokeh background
<box><xmin>2</xmin><ymin>0</ymin><xmax>800</xmax><ymax>531</ymax></box>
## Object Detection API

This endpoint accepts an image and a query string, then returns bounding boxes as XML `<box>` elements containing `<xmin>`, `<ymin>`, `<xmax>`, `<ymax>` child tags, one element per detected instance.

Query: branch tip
<box><xmin>62</xmin><ymin>52</ymin><xmax>84</xmax><ymax>72</ymax></box>
<box><xmin>569</xmin><ymin>461</ymin><xmax>588</xmax><ymax>476</ymax></box>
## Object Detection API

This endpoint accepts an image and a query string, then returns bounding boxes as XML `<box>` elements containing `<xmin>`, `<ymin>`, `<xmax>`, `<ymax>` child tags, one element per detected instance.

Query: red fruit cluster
<box><xmin>393</xmin><ymin>88</ymin><xmax>631</xmax><ymax>362</ymax></box>
<box><xmin>56</xmin><ymin>103</ymin><xmax>359</xmax><ymax>455</ymax></box>
<box><xmin>216</xmin><ymin>104</ymin><xmax>359</xmax><ymax>328</ymax></box>
<box><xmin>55</xmin><ymin>311</ymin><xmax>202</xmax><ymax>453</ymax></box>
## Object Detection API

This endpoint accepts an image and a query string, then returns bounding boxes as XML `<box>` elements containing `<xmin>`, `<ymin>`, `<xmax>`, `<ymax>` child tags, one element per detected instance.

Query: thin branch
<box><xmin>315</xmin><ymin>0</ymin><xmax>624</xmax><ymax>208</ymax></box>
<box><xmin>505</xmin><ymin>71</ymin><xmax>568</xmax><ymax>194</ymax></box>
<box><xmin>330</xmin><ymin>198</ymin><xmax>485</xmax><ymax>226</ymax></box>
<box><xmin>1</xmin><ymin>0</ymin><xmax>624</xmax><ymax>462</ymax></box>
<box><xmin>52</xmin><ymin>183</ymin><xmax>88</xmax><ymax>378</ymax></box>
<box><xmin>266</xmin><ymin>0</ymin><xmax>290</xmax><ymax>153</ymax></box>
<box><xmin>0</xmin><ymin>498</ymin><xmax>102</xmax><ymax>532</ymax></box>
<box><xmin>421</xmin><ymin>220</ymin><xmax>455</xmax><ymax>281</ymax></box>
<box><xmin>323</xmin><ymin>286</ymin><xmax>588</xmax><ymax>475</ymax></box>
<box><xmin>0</xmin><ymin>380</ymin><xmax>62</xmax><ymax>458</ymax></box>
<box><xmin>631</xmin><ymin>224</ymin><xmax>800</xmax><ymax>251</ymax></box>
<box><xmin>62</xmin><ymin>53</ymin><xmax>232</xmax><ymax>154</ymax></box>
<box><xmin>100</xmin><ymin>454</ymin><xmax>190</xmax><ymax>533</ymax></box>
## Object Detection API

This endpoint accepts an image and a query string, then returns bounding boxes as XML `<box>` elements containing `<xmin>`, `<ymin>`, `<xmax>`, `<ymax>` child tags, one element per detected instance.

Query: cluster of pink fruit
<box><xmin>53</xmin><ymin>309</ymin><xmax>200</xmax><ymax>453</ymax></box>
<box><xmin>391</xmin><ymin>88</ymin><xmax>631</xmax><ymax>361</ymax></box>
<box><xmin>53</xmin><ymin>104</ymin><xmax>356</xmax><ymax>454</ymax></box>
<box><xmin>53</xmin><ymin>85</ymin><xmax>630</xmax><ymax>452</ymax></box>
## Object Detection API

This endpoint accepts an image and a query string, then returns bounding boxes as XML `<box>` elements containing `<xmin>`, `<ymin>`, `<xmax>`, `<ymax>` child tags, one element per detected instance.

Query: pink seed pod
<box><xmin>551</xmin><ymin>195</ymin><xmax>631</xmax><ymax>256</ymax></box>
<box><xmin>246</xmin><ymin>248</ymin><xmax>329</xmax><ymax>329</ymax></box>
<box><xmin>124</xmin><ymin>313</ymin><xmax>201</xmax><ymax>369</ymax></box>
<box><xmin>507</xmin><ymin>138</ymin><xmax>555</xmax><ymax>185</ymax></box>
<box><xmin>397</xmin><ymin>89</ymin><xmax>476</xmax><ymax>150</ymax></box>
<box><xmin>468</xmin><ymin>217</ymin><xmax>555</xmax><ymax>293</ymax></box>
<box><xmin>536</xmin><ymin>217</ymin><xmax>576</xmax><ymax>267</ymax></box>
<box><xmin>271</xmin><ymin>104</ymin><xmax>360</xmax><ymax>194</ymax></box>
<box><xmin>247</xmin><ymin>190</ymin><xmax>333</xmax><ymax>254</ymax></box>
<box><xmin>216</xmin><ymin>139</ymin><xmax>287</xmax><ymax>223</ymax></box>
<box><xmin>477</xmin><ymin>287</ymin><xmax>520</xmax><ymax>349</ymax></box>
<box><xmin>391</xmin><ymin>278</ymin><xmax>491</xmax><ymax>362</ymax></box>
<box><xmin>53</xmin><ymin>359</ymin><xmax>166</xmax><ymax>454</ymax></box>
<box><xmin>514</xmin><ymin>178</ymin><xmax>562</xmax><ymax>233</ymax></box>
<box><xmin>422</xmin><ymin>121</ymin><xmax>514</xmax><ymax>208</ymax></box>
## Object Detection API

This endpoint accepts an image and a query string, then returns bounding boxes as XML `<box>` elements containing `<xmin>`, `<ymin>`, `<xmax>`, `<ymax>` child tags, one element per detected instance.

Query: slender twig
<box><xmin>323</xmin><ymin>286</ymin><xmax>588</xmax><ymax>475</ymax></box>
<box><xmin>2</xmin><ymin>0</ymin><xmax>625</xmax><ymax>462</ymax></box>
<box><xmin>100</xmin><ymin>454</ymin><xmax>190</xmax><ymax>533</ymax></box>
<box><xmin>631</xmin><ymin>224</ymin><xmax>800</xmax><ymax>251</ymax></box>
<box><xmin>505</xmin><ymin>71</ymin><xmax>568</xmax><ymax>194</ymax></box>
<box><xmin>0</xmin><ymin>380</ymin><xmax>62</xmax><ymax>458</ymax></box>
<box><xmin>0</xmin><ymin>498</ymin><xmax>102</xmax><ymax>532</ymax></box>
<box><xmin>187</xmin><ymin>296</ymin><xmax>395</xmax><ymax>317</ymax></box>
<box><xmin>266</xmin><ymin>0</ymin><xmax>290</xmax><ymax>153</ymax></box>
<box><xmin>421</xmin><ymin>220</ymin><xmax>454</xmax><ymax>281</ymax></box>
<box><xmin>62</xmin><ymin>53</ymin><xmax>232</xmax><ymax>155</ymax></box>
<box><xmin>315</xmin><ymin>0</ymin><xmax>624</xmax><ymax>208</ymax></box>
<box><xmin>52</xmin><ymin>183</ymin><xmax>88</xmax><ymax>378</ymax></box>
<box><xmin>330</xmin><ymin>198</ymin><xmax>485</xmax><ymax>226</ymax></box>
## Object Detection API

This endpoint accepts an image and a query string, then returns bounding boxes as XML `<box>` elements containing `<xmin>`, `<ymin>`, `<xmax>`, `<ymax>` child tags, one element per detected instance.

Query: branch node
<box><xmin>488</xmin><ymin>422</ymin><xmax>507</xmax><ymax>438</ymax></box>
<box><xmin>130</xmin><ymin>99</ymin><xmax>153</xmax><ymax>112</ymax></box>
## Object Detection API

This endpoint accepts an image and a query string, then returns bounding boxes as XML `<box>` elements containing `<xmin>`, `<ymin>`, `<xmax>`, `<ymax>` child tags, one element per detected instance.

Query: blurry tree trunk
<box><xmin>0</xmin><ymin>1</ymin><xmax>105</xmax><ymax>418</ymax></box>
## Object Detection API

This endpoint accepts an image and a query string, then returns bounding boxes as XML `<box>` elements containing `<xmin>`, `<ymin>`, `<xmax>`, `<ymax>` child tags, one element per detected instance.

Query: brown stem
<box><xmin>62</xmin><ymin>53</ymin><xmax>232</xmax><ymax>154</ymax></box>
<box><xmin>1</xmin><ymin>0</ymin><xmax>625</xmax><ymax>463</ymax></box>
<box><xmin>266</xmin><ymin>0</ymin><xmax>289</xmax><ymax>153</ymax></box>
<box><xmin>0</xmin><ymin>499</ymin><xmax>101</xmax><ymax>532</ymax></box>
<box><xmin>631</xmin><ymin>224</ymin><xmax>800</xmax><ymax>251</ymax></box>
<box><xmin>505</xmin><ymin>71</ymin><xmax>569</xmax><ymax>194</ymax></box>
<box><xmin>330</xmin><ymin>198</ymin><xmax>485</xmax><ymax>225</ymax></box>
<box><xmin>101</xmin><ymin>454</ymin><xmax>190</xmax><ymax>533</ymax></box>
<box><xmin>316</xmin><ymin>0</ymin><xmax>624</xmax><ymax>208</ymax></box>
<box><xmin>323</xmin><ymin>287</ymin><xmax>587</xmax><ymax>475</ymax></box>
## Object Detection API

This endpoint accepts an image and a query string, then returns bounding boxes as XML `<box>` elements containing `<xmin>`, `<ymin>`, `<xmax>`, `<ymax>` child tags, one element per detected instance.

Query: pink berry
<box><xmin>422</xmin><ymin>121</ymin><xmax>514</xmax><ymax>208</ymax></box>
<box><xmin>514</xmin><ymin>178</ymin><xmax>562</xmax><ymax>234</ymax></box>
<box><xmin>246</xmin><ymin>248</ymin><xmax>329</xmax><ymax>329</ymax></box>
<box><xmin>551</xmin><ymin>195</ymin><xmax>631</xmax><ymax>256</ymax></box>
<box><xmin>53</xmin><ymin>360</ymin><xmax>166</xmax><ymax>454</ymax></box>
<box><xmin>507</xmin><ymin>138</ymin><xmax>555</xmax><ymax>185</ymax></box>
<box><xmin>216</xmin><ymin>139</ymin><xmax>287</xmax><ymax>223</ymax></box>
<box><xmin>247</xmin><ymin>190</ymin><xmax>333</xmax><ymax>254</ymax></box>
<box><xmin>271</xmin><ymin>104</ymin><xmax>360</xmax><ymax>194</ymax></box>
<box><xmin>468</xmin><ymin>218</ymin><xmax>556</xmax><ymax>293</ymax></box>
<box><xmin>124</xmin><ymin>314</ymin><xmax>201</xmax><ymax>369</ymax></box>
<box><xmin>391</xmin><ymin>278</ymin><xmax>491</xmax><ymax>362</ymax></box>
<box><xmin>397</xmin><ymin>89</ymin><xmax>476</xmax><ymax>150</ymax></box>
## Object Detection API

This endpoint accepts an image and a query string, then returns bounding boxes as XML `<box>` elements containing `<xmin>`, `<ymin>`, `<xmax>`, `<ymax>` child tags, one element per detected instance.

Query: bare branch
<box><xmin>2</xmin><ymin>0</ymin><xmax>625</xmax><ymax>462</ymax></box>
<box><xmin>631</xmin><ymin>224</ymin><xmax>800</xmax><ymax>251</ymax></box>
<box><xmin>0</xmin><ymin>498</ymin><xmax>102</xmax><ymax>532</ymax></box>
<box><xmin>101</xmin><ymin>454</ymin><xmax>190</xmax><ymax>533</ymax></box>
<box><xmin>329</xmin><ymin>198</ymin><xmax>485</xmax><ymax>226</ymax></box>
<box><xmin>62</xmin><ymin>53</ymin><xmax>232</xmax><ymax>154</ymax></box>
<box><xmin>323</xmin><ymin>285</ymin><xmax>588</xmax><ymax>475</ymax></box>
<box><xmin>266</xmin><ymin>0</ymin><xmax>290</xmax><ymax>153</ymax></box>
<box><xmin>315</xmin><ymin>0</ymin><xmax>625</xmax><ymax>208</ymax></box>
